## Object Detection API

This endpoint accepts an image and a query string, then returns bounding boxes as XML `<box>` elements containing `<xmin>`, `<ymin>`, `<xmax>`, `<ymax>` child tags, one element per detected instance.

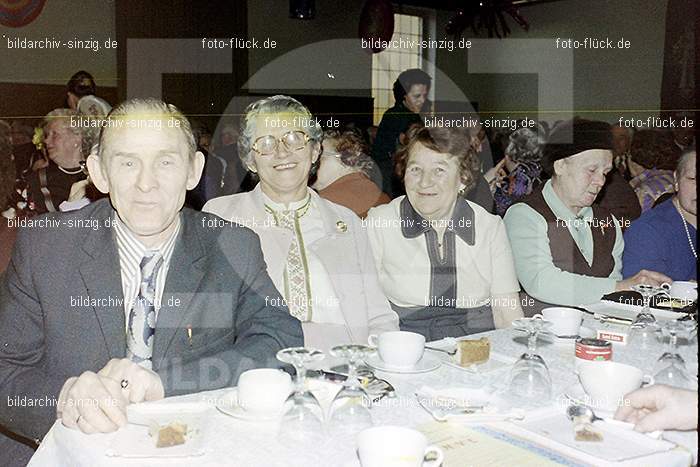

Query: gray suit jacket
<box><xmin>0</xmin><ymin>198</ymin><xmax>302</xmax><ymax>447</ymax></box>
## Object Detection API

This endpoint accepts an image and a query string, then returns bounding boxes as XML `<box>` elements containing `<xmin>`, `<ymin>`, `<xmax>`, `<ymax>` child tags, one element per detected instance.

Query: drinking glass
<box><xmin>653</xmin><ymin>321</ymin><xmax>698</xmax><ymax>390</ymax></box>
<box><xmin>327</xmin><ymin>344</ymin><xmax>375</xmax><ymax>439</ymax></box>
<box><xmin>630</xmin><ymin>284</ymin><xmax>670</xmax><ymax>347</ymax></box>
<box><xmin>506</xmin><ymin>317</ymin><xmax>554</xmax><ymax>407</ymax></box>
<box><xmin>275</xmin><ymin>347</ymin><xmax>326</xmax><ymax>445</ymax></box>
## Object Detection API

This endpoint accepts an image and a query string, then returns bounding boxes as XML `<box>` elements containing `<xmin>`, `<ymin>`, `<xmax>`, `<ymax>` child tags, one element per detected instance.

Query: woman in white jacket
<box><xmin>204</xmin><ymin>95</ymin><xmax>398</xmax><ymax>352</ymax></box>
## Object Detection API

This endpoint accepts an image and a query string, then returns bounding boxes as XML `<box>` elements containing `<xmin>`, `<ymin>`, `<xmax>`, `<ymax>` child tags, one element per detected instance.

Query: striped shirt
<box><xmin>629</xmin><ymin>169</ymin><xmax>675</xmax><ymax>212</ymax></box>
<box><xmin>113</xmin><ymin>214</ymin><xmax>181</xmax><ymax>329</ymax></box>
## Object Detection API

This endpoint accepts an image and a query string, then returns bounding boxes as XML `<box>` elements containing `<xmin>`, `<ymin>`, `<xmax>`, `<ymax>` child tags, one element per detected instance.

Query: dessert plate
<box><xmin>364</xmin><ymin>353</ymin><xmax>441</xmax><ymax>374</ymax></box>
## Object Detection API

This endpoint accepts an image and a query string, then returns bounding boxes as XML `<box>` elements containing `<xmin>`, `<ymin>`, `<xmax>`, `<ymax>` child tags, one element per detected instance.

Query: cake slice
<box><xmin>453</xmin><ymin>337</ymin><xmax>490</xmax><ymax>366</ymax></box>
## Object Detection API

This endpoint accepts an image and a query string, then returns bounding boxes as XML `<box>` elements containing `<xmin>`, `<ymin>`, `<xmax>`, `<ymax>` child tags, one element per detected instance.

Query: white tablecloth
<box><xmin>29</xmin><ymin>316</ymin><xmax>698</xmax><ymax>467</ymax></box>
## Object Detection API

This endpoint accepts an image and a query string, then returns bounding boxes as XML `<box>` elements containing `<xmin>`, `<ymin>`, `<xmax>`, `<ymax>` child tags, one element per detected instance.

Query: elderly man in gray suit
<box><xmin>0</xmin><ymin>99</ymin><xmax>303</xmax><ymax>464</ymax></box>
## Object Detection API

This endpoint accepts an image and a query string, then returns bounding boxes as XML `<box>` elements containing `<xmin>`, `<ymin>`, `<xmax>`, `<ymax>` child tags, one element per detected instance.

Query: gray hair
<box><xmin>505</xmin><ymin>127</ymin><xmax>543</xmax><ymax>163</ymax></box>
<box><xmin>238</xmin><ymin>95</ymin><xmax>323</xmax><ymax>168</ymax></box>
<box><xmin>676</xmin><ymin>148</ymin><xmax>696</xmax><ymax>176</ymax></box>
<box><xmin>98</xmin><ymin>98</ymin><xmax>196</xmax><ymax>159</ymax></box>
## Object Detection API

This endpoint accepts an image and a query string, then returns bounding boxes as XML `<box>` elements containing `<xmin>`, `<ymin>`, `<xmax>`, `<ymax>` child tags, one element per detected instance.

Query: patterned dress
<box><xmin>493</xmin><ymin>160</ymin><xmax>542</xmax><ymax>217</ymax></box>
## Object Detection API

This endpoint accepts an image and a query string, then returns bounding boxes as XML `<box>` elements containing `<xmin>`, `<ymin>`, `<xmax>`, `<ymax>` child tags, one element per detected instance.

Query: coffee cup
<box><xmin>668</xmin><ymin>281</ymin><xmax>697</xmax><ymax>301</ymax></box>
<box><xmin>357</xmin><ymin>426</ymin><xmax>444</xmax><ymax>467</ymax></box>
<box><xmin>578</xmin><ymin>361</ymin><xmax>653</xmax><ymax>412</ymax></box>
<box><xmin>236</xmin><ymin>368</ymin><xmax>292</xmax><ymax>415</ymax></box>
<box><xmin>536</xmin><ymin>307</ymin><xmax>583</xmax><ymax>337</ymax></box>
<box><xmin>368</xmin><ymin>331</ymin><xmax>424</xmax><ymax>369</ymax></box>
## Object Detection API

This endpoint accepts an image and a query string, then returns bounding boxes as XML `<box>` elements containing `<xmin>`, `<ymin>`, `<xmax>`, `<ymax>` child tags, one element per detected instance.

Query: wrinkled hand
<box><xmin>98</xmin><ymin>358</ymin><xmax>165</xmax><ymax>404</ymax></box>
<box><xmin>56</xmin><ymin>372</ymin><xmax>128</xmax><ymax>434</ymax></box>
<box><xmin>615</xmin><ymin>269</ymin><xmax>672</xmax><ymax>292</ymax></box>
<box><xmin>484</xmin><ymin>159</ymin><xmax>507</xmax><ymax>191</ymax></box>
<box><xmin>67</xmin><ymin>179</ymin><xmax>90</xmax><ymax>202</ymax></box>
<box><xmin>614</xmin><ymin>385</ymin><xmax>698</xmax><ymax>432</ymax></box>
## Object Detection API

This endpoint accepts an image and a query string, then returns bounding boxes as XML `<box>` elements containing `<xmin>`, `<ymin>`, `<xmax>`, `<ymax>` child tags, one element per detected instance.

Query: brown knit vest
<box><xmin>519</xmin><ymin>187</ymin><xmax>617</xmax><ymax>315</ymax></box>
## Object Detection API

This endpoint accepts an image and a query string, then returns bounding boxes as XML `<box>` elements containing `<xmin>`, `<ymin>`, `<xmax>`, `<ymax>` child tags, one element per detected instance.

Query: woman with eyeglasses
<box><xmin>204</xmin><ymin>95</ymin><xmax>398</xmax><ymax>351</ymax></box>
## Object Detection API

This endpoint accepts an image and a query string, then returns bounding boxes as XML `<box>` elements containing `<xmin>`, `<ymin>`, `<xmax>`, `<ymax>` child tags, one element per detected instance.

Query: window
<box><xmin>371</xmin><ymin>13</ymin><xmax>424</xmax><ymax>125</ymax></box>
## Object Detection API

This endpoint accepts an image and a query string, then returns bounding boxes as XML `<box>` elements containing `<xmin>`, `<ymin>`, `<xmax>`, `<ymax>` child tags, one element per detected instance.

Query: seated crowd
<box><xmin>0</xmin><ymin>75</ymin><xmax>696</xmax><ymax>460</ymax></box>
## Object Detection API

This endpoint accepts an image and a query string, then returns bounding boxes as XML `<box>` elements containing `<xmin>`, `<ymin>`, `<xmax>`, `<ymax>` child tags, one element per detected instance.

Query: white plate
<box><xmin>111</xmin><ymin>403</ymin><xmax>208</xmax><ymax>458</ymax></box>
<box><xmin>215</xmin><ymin>389</ymin><xmax>282</xmax><ymax>422</ymax></box>
<box><xmin>364</xmin><ymin>353</ymin><xmax>441</xmax><ymax>374</ymax></box>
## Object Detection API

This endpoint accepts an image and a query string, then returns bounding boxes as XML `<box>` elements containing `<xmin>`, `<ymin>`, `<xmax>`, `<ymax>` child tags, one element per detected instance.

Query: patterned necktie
<box><xmin>275</xmin><ymin>208</ymin><xmax>312</xmax><ymax>321</ymax></box>
<box><xmin>126</xmin><ymin>251</ymin><xmax>164</xmax><ymax>369</ymax></box>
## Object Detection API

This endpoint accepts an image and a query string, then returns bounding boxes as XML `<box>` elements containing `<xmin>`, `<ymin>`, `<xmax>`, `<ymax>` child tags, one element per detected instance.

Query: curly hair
<box><xmin>394</xmin><ymin>125</ymin><xmax>481</xmax><ymax>193</ymax></box>
<box><xmin>630</xmin><ymin>129</ymin><xmax>680</xmax><ymax>171</ymax></box>
<box><xmin>322</xmin><ymin>129</ymin><xmax>376</xmax><ymax>176</ymax></box>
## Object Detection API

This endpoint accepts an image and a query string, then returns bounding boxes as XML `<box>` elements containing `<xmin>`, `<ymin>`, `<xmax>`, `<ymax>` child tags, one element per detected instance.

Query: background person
<box><xmin>66</xmin><ymin>70</ymin><xmax>97</xmax><ymax>110</ymax></box>
<box><xmin>312</xmin><ymin>129</ymin><xmax>390</xmax><ymax>218</ymax></box>
<box><xmin>366</xmin><ymin>126</ymin><xmax>523</xmax><ymax>340</ymax></box>
<box><xmin>623</xmin><ymin>149</ymin><xmax>696</xmax><ymax>280</ymax></box>
<box><xmin>372</xmin><ymin>68</ymin><xmax>431</xmax><ymax>198</ymax></box>
<box><xmin>628</xmin><ymin>129</ymin><xmax>679</xmax><ymax>212</ymax></box>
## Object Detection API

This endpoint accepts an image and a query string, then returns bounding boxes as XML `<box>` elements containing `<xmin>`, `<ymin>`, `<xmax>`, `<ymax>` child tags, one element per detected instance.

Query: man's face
<box><xmin>248</xmin><ymin>114</ymin><xmax>319</xmax><ymax>202</ymax></box>
<box><xmin>90</xmin><ymin>121</ymin><xmax>203</xmax><ymax>247</ymax></box>
<box><xmin>554</xmin><ymin>149</ymin><xmax>613</xmax><ymax>211</ymax></box>
<box><xmin>403</xmin><ymin>84</ymin><xmax>428</xmax><ymax>113</ymax></box>
<box><xmin>676</xmin><ymin>153</ymin><xmax>696</xmax><ymax>217</ymax></box>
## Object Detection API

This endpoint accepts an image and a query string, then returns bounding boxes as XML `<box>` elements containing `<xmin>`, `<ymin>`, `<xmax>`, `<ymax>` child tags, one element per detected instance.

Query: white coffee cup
<box><xmin>578</xmin><ymin>361</ymin><xmax>653</xmax><ymax>412</ymax></box>
<box><xmin>669</xmin><ymin>281</ymin><xmax>697</xmax><ymax>301</ymax></box>
<box><xmin>368</xmin><ymin>331</ymin><xmax>425</xmax><ymax>369</ymax></box>
<box><xmin>536</xmin><ymin>307</ymin><xmax>583</xmax><ymax>336</ymax></box>
<box><xmin>236</xmin><ymin>368</ymin><xmax>292</xmax><ymax>415</ymax></box>
<box><xmin>357</xmin><ymin>426</ymin><xmax>444</xmax><ymax>467</ymax></box>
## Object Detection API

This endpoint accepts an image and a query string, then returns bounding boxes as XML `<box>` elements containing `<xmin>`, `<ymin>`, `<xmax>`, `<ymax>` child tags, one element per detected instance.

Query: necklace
<box><xmin>57</xmin><ymin>165</ymin><xmax>84</xmax><ymax>175</ymax></box>
<box><xmin>675</xmin><ymin>198</ymin><xmax>697</xmax><ymax>259</ymax></box>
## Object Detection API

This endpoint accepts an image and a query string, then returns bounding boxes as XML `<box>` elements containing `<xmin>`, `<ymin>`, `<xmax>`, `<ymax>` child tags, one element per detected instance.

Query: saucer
<box><xmin>215</xmin><ymin>389</ymin><xmax>282</xmax><ymax>422</ymax></box>
<box><xmin>364</xmin><ymin>353</ymin><xmax>441</xmax><ymax>374</ymax></box>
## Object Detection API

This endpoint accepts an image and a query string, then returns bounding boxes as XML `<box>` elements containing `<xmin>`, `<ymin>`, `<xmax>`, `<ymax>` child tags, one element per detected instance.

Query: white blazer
<box><xmin>203</xmin><ymin>185</ymin><xmax>398</xmax><ymax>351</ymax></box>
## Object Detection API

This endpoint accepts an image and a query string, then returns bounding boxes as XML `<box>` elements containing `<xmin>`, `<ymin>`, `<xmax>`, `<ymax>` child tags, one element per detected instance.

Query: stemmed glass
<box><xmin>652</xmin><ymin>320</ymin><xmax>698</xmax><ymax>389</ymax></box>
<box><xmin>505</xmin><ymin>317</ymin><xmax>554</xmax><ymax>408</ymax></box>
<box><xmin>327</xmin><ymin>344</ymin><xmax>375</xmax><ymax>439</ymax></box>
<box><xmin>630</xmin><ymin>284</ymin><xmax>669</xmax><ymax>346</ymax></box>
<box><xmin>275</xmin><ymin>347</ymin><xmax>326</xmax><ymax>445</ymax></box>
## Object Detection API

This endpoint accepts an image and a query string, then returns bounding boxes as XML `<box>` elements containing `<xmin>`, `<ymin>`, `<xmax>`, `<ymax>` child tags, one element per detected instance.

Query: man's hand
<box><xmin>615</xmin><ymin>269</ymin><xmax>671</xmax><ymax>292</ymax></box>
<box><xmin>98</xmin><ymin>358</ymin><xmax>165</xmax><ymax>404</ymax></box>
<box><xmin>56</xmin><ymin>372</ymin><xmax>128</xmax><ymax>434</ymax></box>
<box><xmin>614</xmin><ymin>385</ymin><xmax>698</xmax><ymax>432</ymax></box>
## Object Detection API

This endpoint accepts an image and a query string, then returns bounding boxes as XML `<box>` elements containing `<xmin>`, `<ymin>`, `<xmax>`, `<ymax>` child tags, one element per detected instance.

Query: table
<box><xmin>29</xmin><ymin>314</ymin><xmax>698</xmax><ymax>467</ymax></box>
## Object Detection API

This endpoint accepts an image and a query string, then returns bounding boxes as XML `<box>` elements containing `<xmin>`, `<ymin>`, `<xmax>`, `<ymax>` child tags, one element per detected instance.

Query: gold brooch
<box><xmin>336</xmin><ymin>220</ymin><xmax>347</xmax><ymax>233</ymax></box>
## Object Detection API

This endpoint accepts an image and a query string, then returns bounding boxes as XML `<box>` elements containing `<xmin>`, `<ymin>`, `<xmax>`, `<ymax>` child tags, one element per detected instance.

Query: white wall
<box><xmin>0</xmin><ymin>0</ymin><xmax>117</xmax><ymax>86</ymax></box>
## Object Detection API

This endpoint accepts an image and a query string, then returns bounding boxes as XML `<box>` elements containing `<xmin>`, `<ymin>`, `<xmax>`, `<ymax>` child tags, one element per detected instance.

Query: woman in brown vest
<box><xmin>504</xmin><ymin>119</ymin><xmax>670</xmax><ymax>315</ymax></box>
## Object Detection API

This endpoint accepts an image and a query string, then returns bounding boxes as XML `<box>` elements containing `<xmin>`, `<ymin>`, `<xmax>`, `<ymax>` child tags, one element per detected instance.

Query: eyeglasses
<box><xmin>252</xmin><ymin>130</ymin><xmax>312</xmax><ymax>156</ymax></box>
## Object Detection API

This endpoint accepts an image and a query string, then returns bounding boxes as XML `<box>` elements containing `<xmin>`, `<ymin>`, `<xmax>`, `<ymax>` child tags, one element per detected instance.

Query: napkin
<box><xmin>515</xmin><ymin>408</ymin><xmax>677</xmax><ymax>462</ymax></box>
